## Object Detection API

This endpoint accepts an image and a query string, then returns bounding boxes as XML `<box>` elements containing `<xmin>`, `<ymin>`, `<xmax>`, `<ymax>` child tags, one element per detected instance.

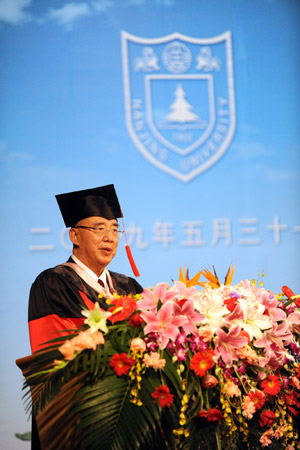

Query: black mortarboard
<box><xmin>55</xmin><ymin>184</ymin><xmax>122</xmax><ymax>227</ymax></box>
<box><xmin>55</xmin><ymin>184</ymin><xmax>140</xmax><ymax>277</ymax></box>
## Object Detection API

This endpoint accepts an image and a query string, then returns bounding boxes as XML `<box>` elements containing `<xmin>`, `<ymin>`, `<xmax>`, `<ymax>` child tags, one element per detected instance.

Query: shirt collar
<box><xmin>71</xmin><ymin>254</ymin><xmax>109</xmax><ymax>288</ymax></box>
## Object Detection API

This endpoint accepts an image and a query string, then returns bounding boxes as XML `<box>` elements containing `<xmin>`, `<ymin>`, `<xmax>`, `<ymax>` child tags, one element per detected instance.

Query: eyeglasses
<box><xmin>74</xmin><ymin>226</ymin><xmax>124</xmax><ymax>237</ymax></box>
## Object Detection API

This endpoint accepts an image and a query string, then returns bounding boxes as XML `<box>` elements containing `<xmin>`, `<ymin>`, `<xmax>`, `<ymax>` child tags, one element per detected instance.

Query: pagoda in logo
<box><xmin>165</xmin><ymin>83</ymin><xmax>200</xmax><ymax>123</ymax></box>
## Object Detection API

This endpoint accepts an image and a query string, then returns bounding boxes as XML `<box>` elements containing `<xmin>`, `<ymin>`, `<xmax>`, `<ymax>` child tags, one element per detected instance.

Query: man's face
<box><xmin>69</xmin><ymin>216</ymin><xmax>120</xmax><ymax>276</ymax></box>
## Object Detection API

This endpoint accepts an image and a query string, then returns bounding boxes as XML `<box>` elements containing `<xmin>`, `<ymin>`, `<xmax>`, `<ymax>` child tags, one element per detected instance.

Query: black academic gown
<box><xmin>28</xmin><ymin>260</ymin><xmax>143</xmax><ymax>353</ymax></box>
<box><xmin>28</xmin><ymin>261</ymin><xmax>143</xmax><ymax>449</ymax></box>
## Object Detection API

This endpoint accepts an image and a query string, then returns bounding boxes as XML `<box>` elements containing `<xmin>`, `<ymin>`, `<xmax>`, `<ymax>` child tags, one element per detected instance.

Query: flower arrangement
<box><xmin>21</xmin><ymin>267</ymin><xmax>300</xmax><ymax>450</ymax></box>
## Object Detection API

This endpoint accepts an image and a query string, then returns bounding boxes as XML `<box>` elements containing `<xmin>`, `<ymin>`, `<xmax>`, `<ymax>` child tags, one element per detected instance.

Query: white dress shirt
<box><xmin>71</xmin><ymin>254</ymin><xmax>110</xmax><ymax>291</ymax></box>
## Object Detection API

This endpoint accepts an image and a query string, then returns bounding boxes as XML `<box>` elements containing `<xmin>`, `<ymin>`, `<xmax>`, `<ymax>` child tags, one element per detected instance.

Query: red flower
<box><xmin>260</xmin><ymin>375</ymin><xmax>282</xmax><ymax>396</ymax></box>
<box><xmin>248</xmin><ymin>389</ymin><xmax>265</xmax><ymax>411</ymax></box>
<box><xmin>177</xmin><ymin>298</ymin><xmax>188</xmax><ymax>308</ymax></box>
<box><xmin>190</xmin><ymin>349</ymin><xmax>215</xmax><ymax>377</ymax></box>
<box><xmin>239</xmin><ymin>329</ymin><xmax>251</xmax><ymax>345</ymax></box>
<box><xmin>110</xmin><ymin>353</ymin><xmax>135</xmax><ymax>376</ymax></box>
<box><xmin>282</xmin><ymin>286</ymin><xmax>300</xmax><ymax>307</ymax></box>
<box><xmin>282</xmin><ymin>285</ymin><xmax>295</xmax><ymax>299</ymax></box>
<box><xmin>129</xmin><ymin>312</ymin><xmax>145</xmax><ymax>328</ymax></box>
<box><xmin>285</xmin><ymin>392</ymin><xmax>300</xmax><ymax>416</ymax></box>
<box><xmin>197</xmin><ymin>408</ymin><xmax>223</xmax><ymax>423</ymax></box>
<box><xmin>151</xmin><ymin>385</ymin><xmax>174</xmax><ymax>408</ymax></box>
<box><xmin>259</xmin><ymin>410</ymin><xmax>276</xmax><ymax>427</ymax></box>
<box><xmin>108</xmin><ymin>296</ymin><xmax>137</xmax><ymax>324</ymax></box>
<box><xmin>287</xmin><ymin>405</ymin><xmax>299</xmax><ymax>416</ymax></box>
<box><xmin>224</xmin><ymin>296</ymin><xmax>239</xmax><ymax>312</ymax></box>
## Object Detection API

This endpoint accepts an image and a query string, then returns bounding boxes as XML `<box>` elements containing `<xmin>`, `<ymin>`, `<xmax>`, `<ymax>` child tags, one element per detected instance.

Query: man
<box><xmin>28</xmin><ymin>184</ymin><xmax>143</xmax><ymax>353</ymax></box>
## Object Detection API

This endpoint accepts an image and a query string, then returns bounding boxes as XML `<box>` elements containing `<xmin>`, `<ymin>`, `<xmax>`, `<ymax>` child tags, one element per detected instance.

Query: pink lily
<box><xmin>173</xmin><ymin>281</ymin><xmax>199</xmax><ymax>301</ymax></box>
<box><xmin>214</xmin><ymin>325</ymin><xmax>248</xmax><ymax>366</ymax></box>
<box><xmin>173</xmin><ymin>298</ymin><xmax>205</xmax><ymax>335</ymax></box>
<box><xmin>258</xmin><ymin>350</ymin><xmax>288</xmax><ymax>371</ymax></box>
<box><xmin>141</xmin><ymin>301</ymin><xmax>187</xmax><ymax>349</ymax></box>
<box><xmin>286</xmin><ymin>310</ymin><xmax>300</xmax><ymax>334</ymax></box>
<box><xmin>255</xmin><ymin>321</ymin><xmax>293</xmax><ymax>353</ymax></box>
<box><xmin>257</xmin><ymin>290</ymin><xmax>286</xmax><ymax>322</ymax></box>
<box><xmin>137</xmin><ymin>283</ymin><xmax>178</xmax><ymax>311</ymax></box>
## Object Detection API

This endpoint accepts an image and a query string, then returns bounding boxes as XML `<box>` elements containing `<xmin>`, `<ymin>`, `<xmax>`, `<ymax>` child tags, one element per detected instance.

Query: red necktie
<box><xmin>97</xmin><ymin>279</ymin><xmax>104</xmax><ymax>288</ymax></box>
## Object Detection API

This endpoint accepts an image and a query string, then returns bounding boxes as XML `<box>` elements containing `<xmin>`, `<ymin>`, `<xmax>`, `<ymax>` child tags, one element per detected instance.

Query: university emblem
<box><xmin>121</xmin><ymin>31</ymin><xmax>236</xmax><ymax>182</ymax></box>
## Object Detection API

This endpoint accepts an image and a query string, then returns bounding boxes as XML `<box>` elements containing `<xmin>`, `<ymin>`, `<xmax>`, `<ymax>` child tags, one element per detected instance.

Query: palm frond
<box><xmin>19</xmin><ymin>326</ymin><xmax>185</xmax><ymax>450</ymax></box>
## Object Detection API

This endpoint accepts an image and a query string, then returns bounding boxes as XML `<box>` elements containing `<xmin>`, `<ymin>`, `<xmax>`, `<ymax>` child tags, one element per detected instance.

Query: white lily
<box><xmin>238</xmin><ymin>297</ymin><xmax>272</xmax><ymax>341</ymax></box>
<box><xmin>81</xmin><ymin>302</ymin><xmax>112</xmax><ymax>333</ymax></box>
<box><xmin>194</xmin><ymin>288</ymin><xmax>228</xmax><ymax>332</ymax></box>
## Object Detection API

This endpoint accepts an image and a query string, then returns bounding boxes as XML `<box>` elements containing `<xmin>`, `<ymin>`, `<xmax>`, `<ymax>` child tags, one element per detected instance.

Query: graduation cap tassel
<box><xmin>121</xmin><ymin>215</ymin><xmax>140</xmax><ymax>277</ymax></box>
<box><xmin>125</xmin><ymin>245</ymin><xmax>140</xmax><ymax>277</ymax></box>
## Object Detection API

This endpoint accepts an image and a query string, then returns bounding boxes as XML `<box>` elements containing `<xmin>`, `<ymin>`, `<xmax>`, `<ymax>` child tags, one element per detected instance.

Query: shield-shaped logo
<box><xmin>121</xmin><ymin>31</ymin><xmax>236</xmax><ymax>182</ymax></box>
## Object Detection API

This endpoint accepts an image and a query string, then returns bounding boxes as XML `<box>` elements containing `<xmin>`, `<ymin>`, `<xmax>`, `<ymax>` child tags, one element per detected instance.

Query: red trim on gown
<box><xmin>29</xmin><ymin>291</ymin><xmax>95</xmax><ymax>353</ymax></box>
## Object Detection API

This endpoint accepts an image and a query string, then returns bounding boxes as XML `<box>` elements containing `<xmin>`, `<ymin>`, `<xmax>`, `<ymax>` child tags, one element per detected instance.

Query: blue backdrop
<box><xmin>1</xmin><ymin>0</ymin><xmax>299</xmax><ymax>447</ymax></box>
